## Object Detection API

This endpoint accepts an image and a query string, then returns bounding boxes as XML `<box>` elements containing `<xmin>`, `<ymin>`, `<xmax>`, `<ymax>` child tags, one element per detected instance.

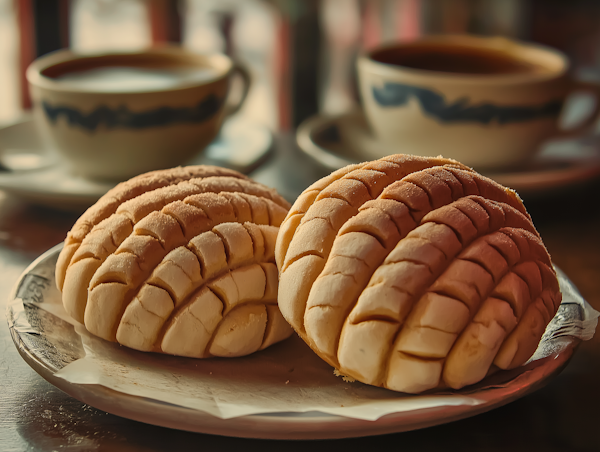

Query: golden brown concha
<box><xmin>275</xmin><ymin>154</ymin><xmax>562</xmax><ymax>393</ymax></box>
<box><xmin>57</xmin><ymin>165</ymin><xmax>294</xmax><ymax>358</ymax></box>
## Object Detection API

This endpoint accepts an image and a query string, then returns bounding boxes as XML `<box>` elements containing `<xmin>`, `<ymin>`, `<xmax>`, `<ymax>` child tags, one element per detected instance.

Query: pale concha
<box><xmin>275</xmin><ymin>154</ymin><xmax>562</xmax><ymax>393</ymax></box>
<box><xmin>57</xmin><ymin>165</ymin><xmax>293</xmax><ymax>358</ymax></box>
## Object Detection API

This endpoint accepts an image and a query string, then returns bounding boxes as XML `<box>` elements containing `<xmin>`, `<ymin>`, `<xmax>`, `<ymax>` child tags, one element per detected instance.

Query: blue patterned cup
<box><xmin>27</xmin><ymin>46</ymin><xmax>250</xmax><ymax>180</ymax></box>
<box><xmin>357</xmin><ymin>35</ymin><xmax>600</xmax><ymax>170</ymax></box>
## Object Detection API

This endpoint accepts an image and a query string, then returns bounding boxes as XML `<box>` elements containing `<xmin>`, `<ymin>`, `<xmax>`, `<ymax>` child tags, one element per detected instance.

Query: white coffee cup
<box><xmin>357</xmin><ymin>35</ymin><xmax>600</xmax><ymax>170</ymax></box>
<box><xmin>26</xmin><ymin>46</ymin><xmax>250</xmax><ymax>181</ymax></box>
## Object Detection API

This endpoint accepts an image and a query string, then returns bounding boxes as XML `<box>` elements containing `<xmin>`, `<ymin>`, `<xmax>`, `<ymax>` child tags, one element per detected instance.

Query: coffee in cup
<box><xmin>26</xmin><ymin>46</ymin><xmax>250</xmax><ymax>181</ymax></box>
<box><xmin>357</xmin><ymin>35</ymin><xmax>600</xmax><ymax>170</ymax></box>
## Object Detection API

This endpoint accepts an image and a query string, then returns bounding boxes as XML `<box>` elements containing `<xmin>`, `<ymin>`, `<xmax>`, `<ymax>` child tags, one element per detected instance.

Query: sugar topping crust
<box><xmin>275</xmin><ymin>154</ymin><xmax>561</xmax><ymax>393</ymax></box>
<box><xmin>57</xmin><ymin>165</ymin><xmax>293</xmax><ymax>358</ymax></box>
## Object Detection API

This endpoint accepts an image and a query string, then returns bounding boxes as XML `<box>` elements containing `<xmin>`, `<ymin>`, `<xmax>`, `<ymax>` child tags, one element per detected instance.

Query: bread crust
<box><xmin>58</xmin><ymin>166</ymin><xmax>293</xmax><ymax>358</ymax></box>
<box><xmin>275</xmin><ymin>154</ymin><xmax>561</xmax><ymax>393</ymax></box>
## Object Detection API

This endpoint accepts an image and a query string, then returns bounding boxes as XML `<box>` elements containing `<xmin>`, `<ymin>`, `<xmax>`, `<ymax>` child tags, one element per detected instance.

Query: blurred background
<box><xmin>1</xmin><ymin>0</ymin><xmax>600</xmax><ymax>132</ymax></box>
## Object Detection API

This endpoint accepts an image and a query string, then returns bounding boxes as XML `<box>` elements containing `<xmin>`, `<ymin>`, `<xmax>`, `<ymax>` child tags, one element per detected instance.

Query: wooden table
<box><xmin>2</xmin><ymin>138</ymin><xmax>600</xmax><ymax>451</ymax></box>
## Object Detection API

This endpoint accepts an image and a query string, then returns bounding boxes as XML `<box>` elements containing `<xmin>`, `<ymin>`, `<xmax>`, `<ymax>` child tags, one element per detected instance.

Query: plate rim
<box><xmin>6</xmin><ymin>244</ymin><xmax>582</xmax><ymax>440</ymax></box>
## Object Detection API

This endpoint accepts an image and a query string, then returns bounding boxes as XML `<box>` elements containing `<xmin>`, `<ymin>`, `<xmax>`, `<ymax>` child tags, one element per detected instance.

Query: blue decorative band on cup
<box><xmin>41</xmin><ymin>94</ymin><xmax>224</xmax><ymax>132</ymax></box>
<box><xmin>372</xmin><ymin>82</ymin><xmax>562</xmax><ymax>124</ymax></box>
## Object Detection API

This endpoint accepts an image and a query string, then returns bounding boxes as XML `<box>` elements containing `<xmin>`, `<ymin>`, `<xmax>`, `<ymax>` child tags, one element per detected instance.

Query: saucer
<box><xmin>0</xmin><ymin>116</ymin><xmax>273</xmax><ymax>212</ymax></box>
<box><xmin>296</xmin><ymin>110</ymin><xmax>600</xmax><ymax>196</ymax></box>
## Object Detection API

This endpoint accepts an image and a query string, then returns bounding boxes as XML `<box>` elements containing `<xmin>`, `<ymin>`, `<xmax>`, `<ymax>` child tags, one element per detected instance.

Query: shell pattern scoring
<box><xmin>275</xmin><ymin>154</ymin><xmax>562</xmax><ymax>393</ymax></box>
<box><xmin>57</xmin><ymin>165</ymin><xmax>293</xmax><ymax>358</ymax></box>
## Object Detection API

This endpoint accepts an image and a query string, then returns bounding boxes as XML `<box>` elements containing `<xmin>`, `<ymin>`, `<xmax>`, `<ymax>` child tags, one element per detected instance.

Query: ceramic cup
<box><xmin>26</xmin><ymin>46</ymin><xmax>250</xmax><ymax>181</ymax></box>
<box><xmin>357</xmin><ymin>35</ymin><xmax>600</xmax><ymax>170</ymax></box>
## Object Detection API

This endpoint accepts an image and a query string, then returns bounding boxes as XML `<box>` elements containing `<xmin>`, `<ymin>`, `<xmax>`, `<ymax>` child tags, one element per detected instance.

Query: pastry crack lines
<box><xmin>57</xmin><ymin>166</ymin><xmax>293</xmax><ymax>359</ymax></box>
<box><xmin>276</xmin><ymin>155</ymin><xmax>561</xmax><ymax>394</ymax></box>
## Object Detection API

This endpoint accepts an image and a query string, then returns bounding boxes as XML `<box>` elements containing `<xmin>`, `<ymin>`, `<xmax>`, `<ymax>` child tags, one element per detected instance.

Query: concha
<box><xmin>275</xmin><ymin>154</ymin><xmax>561</xmax><ymax>393</ymax></box>
<box><xmin>57</xmin><ymin>165</ymin><xmax>293</xmax><ymax>358</ymax></box>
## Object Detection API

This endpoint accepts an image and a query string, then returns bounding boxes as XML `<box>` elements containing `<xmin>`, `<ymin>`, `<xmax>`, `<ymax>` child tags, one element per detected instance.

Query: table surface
<box><xmin>2</xmin><ymin>136</ymin><xmax>600</xmax><ymax>452</ymax></box>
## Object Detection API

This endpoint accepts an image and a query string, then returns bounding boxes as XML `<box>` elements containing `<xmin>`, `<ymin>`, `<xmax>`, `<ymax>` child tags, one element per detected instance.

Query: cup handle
<box><xmin>554</xmin><ymin>79</ymin><xmax>600</xmax><ymax>139</ymax></box>
<box><xmin>224</xmin><ymin>63</ymin><xmax>252</xmax><ymax>117</ymax></box>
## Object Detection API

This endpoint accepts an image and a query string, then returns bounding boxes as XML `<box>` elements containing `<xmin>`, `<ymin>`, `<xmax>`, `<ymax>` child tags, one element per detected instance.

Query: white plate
<box><xmin>0</xmin><ymin>117</ymin><xmax>273</xmax><ymax>212</ymax></box>
<box><xmin>6</xmin><ymin>244</ymin><xmax>590</xmax><ymax>440</ymax></box>
<box><xmin>296</xmin><ymin>111</ymin><xmax>600</xmax><ymax>196</ymax></box>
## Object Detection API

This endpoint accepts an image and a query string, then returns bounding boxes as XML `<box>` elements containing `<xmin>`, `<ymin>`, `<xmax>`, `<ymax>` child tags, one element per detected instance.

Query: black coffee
<box><xmin>371</xmin><ymin>44</ymin><xmax>548</xmax><ymax>75</ymax></box>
